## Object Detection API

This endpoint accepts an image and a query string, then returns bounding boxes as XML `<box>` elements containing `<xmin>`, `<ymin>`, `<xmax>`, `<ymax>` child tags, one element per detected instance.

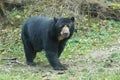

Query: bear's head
<box><xmin>53</xmin><ymin>17</ymin><xmax>75</xmax><ymax>41</ymax></box>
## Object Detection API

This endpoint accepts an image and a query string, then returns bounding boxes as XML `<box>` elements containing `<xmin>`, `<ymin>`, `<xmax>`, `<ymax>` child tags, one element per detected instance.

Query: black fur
<box><xmin>21</xmin><ymin>16</ymin><xmax>75</xmax><ymax>70</ymax></box>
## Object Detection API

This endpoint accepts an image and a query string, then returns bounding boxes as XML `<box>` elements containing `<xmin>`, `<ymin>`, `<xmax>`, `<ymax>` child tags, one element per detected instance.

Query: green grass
<box><xmin>0</xmin><ymin>67</ymin><xmax>120</xmax><ymax>80</ymax></box>
<box><xmin>1</xmin><ymin>11</ymin><xmax>120</xmax><ymax>80</ymax></box>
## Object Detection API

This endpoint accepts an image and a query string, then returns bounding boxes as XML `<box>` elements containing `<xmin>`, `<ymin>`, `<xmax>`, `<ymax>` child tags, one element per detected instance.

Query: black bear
<box><xmin>21</xmin><ymin>16</ymin><xmax>75</xmax><ymax>70</ymax></box>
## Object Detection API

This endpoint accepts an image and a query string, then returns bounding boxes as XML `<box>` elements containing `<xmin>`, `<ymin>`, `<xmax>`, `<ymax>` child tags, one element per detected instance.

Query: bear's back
<box><xmin>26</xmin><ymin>16</ymin><xmax>53</xmax><ymax>28</ymax></box>
<box><xmin>25</xmin><ymin>16</ymin><xmax>54</xmax><ymax>37</ymax></box>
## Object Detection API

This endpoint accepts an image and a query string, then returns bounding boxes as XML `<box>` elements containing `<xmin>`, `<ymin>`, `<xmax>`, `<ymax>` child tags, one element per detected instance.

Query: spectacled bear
<box><xmin>21</xmin><ymin>16</ymin><xmax>75</xmax><ymax>70</ymax></box>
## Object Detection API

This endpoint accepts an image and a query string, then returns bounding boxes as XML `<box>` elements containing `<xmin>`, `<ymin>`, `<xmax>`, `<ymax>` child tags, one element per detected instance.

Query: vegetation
<box><xmin>0</xmin><ymin>0</ymin><xmax>120</xmax><ymax>80</ymax></box>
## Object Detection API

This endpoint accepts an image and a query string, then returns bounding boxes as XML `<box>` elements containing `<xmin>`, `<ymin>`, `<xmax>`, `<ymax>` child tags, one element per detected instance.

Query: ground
<box><xmin>0</xmin><ymin>0</ymin><xmax>120</xmax><ymax>79</ymax></box>
<box><xmin>0</xmin><ymin>37</ymin><xmax>120</xmax><ymax>80</ymax></box>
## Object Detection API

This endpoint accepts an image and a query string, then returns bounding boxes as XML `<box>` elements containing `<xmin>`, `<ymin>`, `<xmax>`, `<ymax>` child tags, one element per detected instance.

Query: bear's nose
<box><xmin>63</xmin><ymin>32</ymin><xmax>69</xmax><ymax>37</ymax></box>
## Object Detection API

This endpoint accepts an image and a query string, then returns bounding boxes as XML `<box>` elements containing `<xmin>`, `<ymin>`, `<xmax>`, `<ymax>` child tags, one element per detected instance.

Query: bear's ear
<box><xmin>53</xmin><ymin>17</ymin><xmax>58</xmax><ymax>23</ymax></box>
<box><xmin>70</xmin><ymin>17</ymin><xmax>75</xmax><ymax>22</ymax></box>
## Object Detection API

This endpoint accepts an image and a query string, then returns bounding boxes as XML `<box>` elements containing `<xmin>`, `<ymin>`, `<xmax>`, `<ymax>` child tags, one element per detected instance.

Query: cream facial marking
<box><xmin>58</xmin><ymin>25</ymin><xmax>70</xmax><ymax>41</ymax></box>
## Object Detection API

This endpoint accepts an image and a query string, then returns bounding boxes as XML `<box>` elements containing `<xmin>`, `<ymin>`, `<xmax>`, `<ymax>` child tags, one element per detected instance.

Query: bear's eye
<box><xmin>58</xmin><ymin>25</ymin><xmax>64</xmax><ymax>29</ymax></box>
<box><xmin>66</xmin><ymin>25</ymin><xmax>70</xmax><ymax>28</ymax></box>
<box><xmin>58</xmin><ymin>26</ymin><xmax>63</xmax><ymax>31</ymax></box>
<box><xmin>68</xmin><ymin>23</ymin><xmax>73</xmax><ymax>28</ymax></box>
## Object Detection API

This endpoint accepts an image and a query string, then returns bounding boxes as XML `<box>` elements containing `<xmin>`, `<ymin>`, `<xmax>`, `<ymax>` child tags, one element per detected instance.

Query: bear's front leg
<box><xmin>46</xmin><ymin>51</ymin><xmax>67</xmax><ymax>70</ymax></box>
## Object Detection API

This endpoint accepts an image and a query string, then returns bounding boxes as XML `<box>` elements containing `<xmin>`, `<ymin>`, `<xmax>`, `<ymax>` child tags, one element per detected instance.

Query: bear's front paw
<box><xmin>27</xmin><ymin>61</ymin><xmax>36</xmax><ymax>66</ymax></box>
<box><xmin>54</xmin><ymin>65</ymin><xmax>67</xmax><ymax>70</ymax></box>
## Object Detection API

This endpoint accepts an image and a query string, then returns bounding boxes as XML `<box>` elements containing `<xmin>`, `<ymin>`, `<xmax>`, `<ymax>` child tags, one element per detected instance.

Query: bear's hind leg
<box><xmin>22</xmin><ymin>37</ymin><xmax>36</xmax><ymax>66</ymax></box>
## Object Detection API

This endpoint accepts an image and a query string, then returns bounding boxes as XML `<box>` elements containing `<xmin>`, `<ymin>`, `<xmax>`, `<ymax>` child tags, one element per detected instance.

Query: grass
<box><xmin>0</xmin><ymin>10</ymin><xmax>120</xmax><ymax>80</ymax></box>
<box><xmin>0</xmin><ymin>65</ymin><xmax>120</xmax><ymax>80</ymax></box>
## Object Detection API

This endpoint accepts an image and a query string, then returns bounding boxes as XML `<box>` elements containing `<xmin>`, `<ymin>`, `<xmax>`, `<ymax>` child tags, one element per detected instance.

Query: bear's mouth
<box><xmin>58</xmin><ymin>33</ymin><xmax>69</xmax><ymax>41</ymax></box>
<box><xmin>62</xmin><ymin>33</ymin><xmax>69</xmax><ymax>38</ymax></box>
